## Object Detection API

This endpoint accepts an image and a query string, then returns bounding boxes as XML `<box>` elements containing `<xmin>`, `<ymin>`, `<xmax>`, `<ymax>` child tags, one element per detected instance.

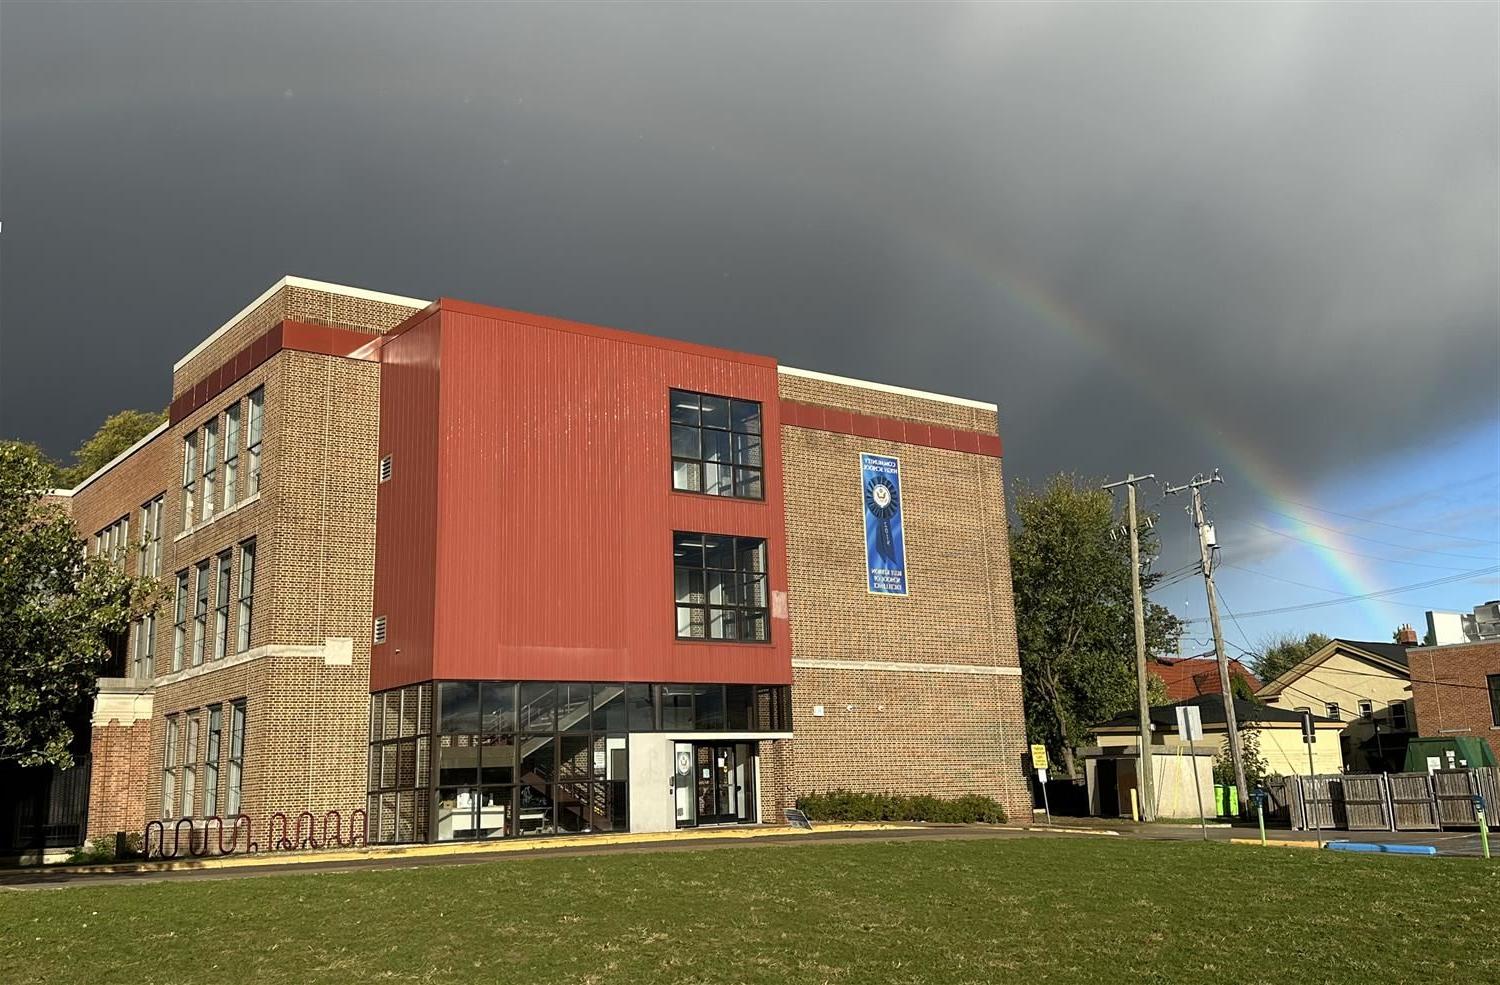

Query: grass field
<box><xmin>2</xmin><ymin>837</ymin><xmax>1496</xmax><ymax>984</ymax></box>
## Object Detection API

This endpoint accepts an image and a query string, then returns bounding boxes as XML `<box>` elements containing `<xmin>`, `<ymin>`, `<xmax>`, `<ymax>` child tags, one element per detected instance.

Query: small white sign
<box><xmin>1175</xmin><ymin>705</ymin><xmax>1204</xmax><ymax>742</ymax></box>
<box><xmin>1037</xmin><ymin>767</ymin><xmax>1048</xmax><ymax>784</ymax></box>
<box><xmin>812</xmin><ymin>705</ymin><xmax>825</xmax><ymax>717</ymax></box>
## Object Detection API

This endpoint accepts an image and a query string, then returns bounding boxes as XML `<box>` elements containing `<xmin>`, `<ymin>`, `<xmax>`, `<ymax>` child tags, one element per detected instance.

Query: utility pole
<box><xmin>1103</xmin><ymin>473</ymin><xmax>1157</xmax><ymax>823</ymax></box>
<box><xmin>1166</xmin><ymin>470</ymin><xmax>1249</xmax><ymax>813</ymax></box>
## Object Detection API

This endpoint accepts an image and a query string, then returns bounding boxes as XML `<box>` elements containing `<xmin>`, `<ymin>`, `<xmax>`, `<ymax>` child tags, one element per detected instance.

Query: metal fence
<box><xmin>0</xmin><ymin>757</ymin><xmax>91</xmax><ymax>854</ymax></box>
<box><xmin>1266</xmin><ymin>767</ymin><xmax>1498</xmax><ymax>832</ymax></box>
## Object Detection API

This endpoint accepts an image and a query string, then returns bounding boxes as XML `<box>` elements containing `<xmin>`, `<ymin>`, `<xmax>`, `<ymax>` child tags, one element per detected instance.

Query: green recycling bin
<box><xmin>1214</xmin><ymin>784</ymin><xmax>1239</xmax><ymax>818</ymax></box>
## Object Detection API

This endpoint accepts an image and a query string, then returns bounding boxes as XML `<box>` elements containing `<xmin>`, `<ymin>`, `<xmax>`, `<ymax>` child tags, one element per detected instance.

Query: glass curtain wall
<box><xmin>369</xmin><ymin>682</ymin><xmax>791</xmax><ymax>844</ymax></box>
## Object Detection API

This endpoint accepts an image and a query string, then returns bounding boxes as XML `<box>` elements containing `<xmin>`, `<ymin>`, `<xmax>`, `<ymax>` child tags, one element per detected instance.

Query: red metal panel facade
<box><xmin>371</xmin><ymin>301</ymin><xmax>792</xmax><ymax>691</ymax></box>
<box><xmin>370</xmin><ymin>311</ymin><xmax>443</xmax><ymax>692</ymax></box>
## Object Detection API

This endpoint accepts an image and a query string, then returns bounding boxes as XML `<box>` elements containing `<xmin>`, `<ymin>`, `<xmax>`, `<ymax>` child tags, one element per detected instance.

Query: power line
<box><xmin>1213</xmin><ymin>584</ymin><xmax>1256</xmax><ymax>656</ymax></box>
<box><xmin>1260</xmin><ymin>507</ymin><xmax>1499</xmax><ymax>561</ymax></box>
<box><xmin>1181</xmin><ymin>565</ymin><xmax>1500</xmax><ymax>623</ymax></box>
<box><xmin>1220</xmin><ymin>562</ymin><xmax>1347</xmax><ymax>596</ymax></box>
<box><xmin>1273</xmin><ymin>495</ymin><xmax>1500</xmax><ymax>546</ymax></box>
<box><xmin>1244</xmin><ymin>520</ymin><xmax>1490</xmax><ymax>572</ymax></box>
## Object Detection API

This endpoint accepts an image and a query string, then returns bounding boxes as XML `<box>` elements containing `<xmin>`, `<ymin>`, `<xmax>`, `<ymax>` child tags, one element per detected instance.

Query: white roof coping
<box><xmin>171</xmin><ymin>276</ymin><xmax>429</xmax><ymax>372</ymax></box>
<box><xmin>65</xmin><ymin>421</ymin><xmax>170</xmax><ymax>496</ymax></box>
<box><xmin>777</xmin><ymin>365</ymin><xmax>997</xmax><ymax>412</ymax></box>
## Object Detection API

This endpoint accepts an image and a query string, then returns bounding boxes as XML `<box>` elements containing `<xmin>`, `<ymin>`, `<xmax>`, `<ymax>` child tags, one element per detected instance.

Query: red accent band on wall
<box><xmin>169</xmin><ymin>321</ymin><xmax>379</xmax><ymax>424</ymax></box>
<box><xmin>779</xmin><ymin>400</ymin><xmax>1002</xmax><ymax>457</ymax></box>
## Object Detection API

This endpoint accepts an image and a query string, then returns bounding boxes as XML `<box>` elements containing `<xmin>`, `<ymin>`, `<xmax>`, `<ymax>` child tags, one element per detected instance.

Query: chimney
<box><xmin>1396</xmin><ymin>623</ymin><xmax>1419</xmax><ymax>646</ymax></box>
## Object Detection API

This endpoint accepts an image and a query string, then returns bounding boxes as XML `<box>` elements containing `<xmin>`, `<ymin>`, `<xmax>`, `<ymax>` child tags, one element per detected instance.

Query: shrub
<box><xmin>796</xmin><ymin>790</ymin><xmax>1007</xmax><ymax>824</ymax></box>
<box><xmin>63</xmin><ymin>832</ymin><xmax>143</xmax><ymax>865</ymax></box>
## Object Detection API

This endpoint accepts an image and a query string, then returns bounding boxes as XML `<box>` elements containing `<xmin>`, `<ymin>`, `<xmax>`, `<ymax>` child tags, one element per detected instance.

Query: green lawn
<box><xmin>2</xmin><ymin>837</ymin><xmax>1496</xmax><ymax>984</ymax></box>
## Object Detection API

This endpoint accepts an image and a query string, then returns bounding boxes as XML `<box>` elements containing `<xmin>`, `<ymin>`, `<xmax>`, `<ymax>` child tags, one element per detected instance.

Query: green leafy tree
<box><xmin>1251</xmin><ymin>631</ymin><xmax>1330</xmax><ymax>685</ymax></box>
<box><xmin>59</xmin><ymin>409</ymin><xmax>166</xmax><ymax>487</ymax></box>
<box><xmin>0</xmin><ymin>439</ymin><xmax>66</xmax><ymax>488</ymax></box>
<box><xmin>1215</xmin><ymin>709</ymin><xmax>1271</xmax><ymax>787</ymax></box>
<box><xmin>0</xmin><ymin>443</ymin><xmax>160</xmax><ymax>767</ymax></box>
<box><xmin>1011</xmin><ymin>474</ymin><xmax>1183</xmax><ymax>776</ymax></box>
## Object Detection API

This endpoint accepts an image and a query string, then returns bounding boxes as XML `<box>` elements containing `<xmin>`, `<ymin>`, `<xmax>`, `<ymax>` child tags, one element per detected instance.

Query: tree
<box><xmin>59</xmin><ymin>409</ymin><xmax>166</xmax><ymax>487</ymax></box>
<box><xmin>1250</xmin><ymin>631</ymin><xmax>1330</xmax><ymax>685</ymax></box>
<box><xmin>0</xmin><ymin>439</ymin><xmax>66</xmax><ymax>488</ymax></box>
<box><xmin>0</xmin><ymin>443</ymin><xmax>160</xmax><ymax>767</ymax></box>
<box><xmin>1010</xmin><ymin>474</ymin><xmax>1183</xmax><ymax>776</ymax></box>
<box><xmin>1216</xmin><ymin>707</ymin><xmax>1271</xmax><ymax>787</ymax></box>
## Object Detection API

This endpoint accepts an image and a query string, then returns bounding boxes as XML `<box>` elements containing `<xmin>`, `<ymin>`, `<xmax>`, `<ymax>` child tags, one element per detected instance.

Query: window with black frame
<box><xmin>669</xmin><ymin>389</ymin><xmax>763</xmax><ymax>498</ymax></box>
<box><xmin>429</xmin><ymin>682</ymin><xmax>629</xmax><ymax>843</ymax></box>
<box><xmin>674</xmin><ymin>533</ymin><xmax>769</xmax><ymax>642</ymax></box>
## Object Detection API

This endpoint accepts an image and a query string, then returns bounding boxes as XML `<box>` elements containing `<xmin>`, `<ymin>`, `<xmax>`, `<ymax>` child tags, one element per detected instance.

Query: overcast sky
<box><xmin>2</xmin><ymin>2</ymin><xmax>1496</xmax><ymax>644</ymax></box>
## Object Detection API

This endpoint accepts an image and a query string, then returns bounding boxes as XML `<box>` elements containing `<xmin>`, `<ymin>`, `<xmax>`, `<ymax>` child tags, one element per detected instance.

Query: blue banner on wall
<box><xmin>861</xmin><ymin>452</ymin><xmax>908</xmax><ymax>596</ymax></box>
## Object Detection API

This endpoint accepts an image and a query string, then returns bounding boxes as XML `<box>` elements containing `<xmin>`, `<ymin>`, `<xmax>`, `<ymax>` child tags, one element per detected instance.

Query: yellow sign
<box><xmin>1030</xmin><ymin>744</ymin><xmax>1048</xmax><ymax>770</ymax></box>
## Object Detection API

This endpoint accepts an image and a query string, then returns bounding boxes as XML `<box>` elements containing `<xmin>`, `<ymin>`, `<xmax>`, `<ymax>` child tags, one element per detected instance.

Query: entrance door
<box><xmin>678</xmin><ymin>742</ymin><xmax>754</xmax><ymax>827</ymax></box>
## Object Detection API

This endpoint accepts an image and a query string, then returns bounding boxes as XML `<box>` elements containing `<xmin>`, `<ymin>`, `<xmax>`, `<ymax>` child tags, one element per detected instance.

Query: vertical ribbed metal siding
<box><xmin>432</xmin><ymin>308</ymin><xmax>791</xmax><ymax>685</ymax></box>
<box><xmin>370</xmin><ymin>312</ymin><xmax>442</xmax><ymax>692</ymax></box>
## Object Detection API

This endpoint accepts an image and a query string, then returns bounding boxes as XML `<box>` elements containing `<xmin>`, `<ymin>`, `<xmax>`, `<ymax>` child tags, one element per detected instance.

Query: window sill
<box><xmin>174</xmin><ymin>492</ymin><xmax>262</xmax><ymax>542</ymax></box>
<box><xmin>668</xmin><ymin>488</ymin><xmax>766</xmax><ymax>504</ymax></box>
<box><xmin>673</xmin><ymin>636</ymin><xmax>774</xmax><ymax>647</ymax></box>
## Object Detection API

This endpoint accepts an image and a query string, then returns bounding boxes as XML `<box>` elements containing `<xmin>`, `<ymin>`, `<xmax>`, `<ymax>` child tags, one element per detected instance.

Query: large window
<box><xmin>204</xmin><ymin>705</ymin><xmax>222</xmax><ymax>817</ymax></box>
<box><xmin>246</xmin><ymin>387</ymin><xmax>265</xmax><ymax>495</ymax></box>
<box><xmin>192</xmin><ymin>560</ymin><xmax>210</xmax><ymax>666</ymax></box>
<box><xmin>222</xmin><ymin>402</ymin><xmax>240</xmax><ymax>508</ymax></box>
<box><xmin>94</xmin><ymin>516</ymin><xmax>129</xmax><ymax>568</ymax></box>
<box><xmin>214</xmin><ymin>550</ymin><xmax>232</xmax><ymax>661</ymax></box>
<box><xmin>367</xmin><ymin>683</ymin><xmax>433</xmax><ymax>845</ymax></box>
<box><xmin>139</xmin><ymin>495</ymin><xmax>163</xmax><ymax>578</ymax></box>
<box><xmin>673</xmin><ymin>533</ymin><xmax>769</xmax><ymax>642</ymax></box>
<box><xmin>133</xmin><ymin>611</ymin><xmax>156</xmax><ymax>679</ymax></box>
<box><xmin>1390</xmin><ymin>700</ymin><xmax>1409</xmax><ymax>732</ymax></box>
<box><xmin>368</xmin><ymin>681</ymin><xmax>791</xmax><ymax>845</ymax></box>
<box><xmin>669</xmin><ymin>389</ymin><xmax>763</xmax><ymax>498</ymax></box>
<box><xmin>1490</xmin><ymin>675</ymin><xmax>1500</xmax><ymax>728</ymax></box>
<box><xmin>201</xmin><ymin>416</ymin><xmax>218</xmax><ymax>522</ymax></box>
<box><xmin>162</xmin><ymin>715</ymin><xmax>180</xmax><ymax>819</ymax></box>
<box><xmin>172</xmin><ymin>570</ymin><xmax>190</xmax><ymax>672</ymax></box>
<box><xmin>236</xmin><ymin>539</ymin><xmax>256</xmax><ymax>652</ymax></box>
<box><xmin>227</xmin><ymin>700</ymin><xmax>246</xmax><ymax>815</ymax></box>
<box><xmin>183</xmin><ymin>712</ymin><xmax>200</xmax><ymax>816</ymax></box>
<box><xmin>181</xmin><ymin>433</ymin><xmax>197</xmax><ymax>531</ymax></box>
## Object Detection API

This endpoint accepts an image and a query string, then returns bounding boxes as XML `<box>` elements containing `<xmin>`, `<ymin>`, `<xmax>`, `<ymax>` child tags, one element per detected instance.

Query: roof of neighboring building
<box><xmin>1149</xmin><ymin>655</ymin><xmax>1262</xmax><ymax>701</ymax></box>
<box><xmin>1255</xmin><ymin>637</ymin><xmax>1412</xmax><ymax>700</ymax></box>
<box><xmin>1094</xmin><ymin>694</ymin><xmax>1341</xmax><ymax>733</ymax></box>
<box><xmin>1332</xmin><ymin>639</ymin><xmax>1411</xmax><ymax>669</ymax></box>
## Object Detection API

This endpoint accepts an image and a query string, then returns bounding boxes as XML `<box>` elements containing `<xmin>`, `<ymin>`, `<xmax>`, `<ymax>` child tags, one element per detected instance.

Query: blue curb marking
<box><xmin>1326</xmin><ymin>841</ymin><xmax>1438</xmax><ymax>855</ymax></box>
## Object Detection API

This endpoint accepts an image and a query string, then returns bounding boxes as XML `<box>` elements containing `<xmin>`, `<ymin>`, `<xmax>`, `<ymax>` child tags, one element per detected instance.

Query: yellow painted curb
<box><xmin>1230</xmin><ymin>837</ymin><xmax>1320</xmax><ymax>850</ymax></box>
<box><xmin>28</xmin><ymin>822</ymin><xmax>925</xmax><ymax>877</ymax></box>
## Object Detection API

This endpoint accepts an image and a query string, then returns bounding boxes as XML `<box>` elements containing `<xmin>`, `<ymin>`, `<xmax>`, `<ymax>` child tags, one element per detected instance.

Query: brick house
<box><xmin>57</xmin><ymin>276</ymin><xmax>1031</xmax><ymax>849</ymax></box>
<box><xmin>1408</xmin><ymin>639</ymin><xmax>1500</xmax><ymax>745</ymax></box>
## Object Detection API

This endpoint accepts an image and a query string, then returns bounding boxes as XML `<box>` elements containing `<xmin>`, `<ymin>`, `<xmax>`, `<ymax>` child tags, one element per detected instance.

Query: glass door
<box><xmin>690</xmin><ymin>743</ymin><xmax>755</xmax><ymax>825</ymax></box>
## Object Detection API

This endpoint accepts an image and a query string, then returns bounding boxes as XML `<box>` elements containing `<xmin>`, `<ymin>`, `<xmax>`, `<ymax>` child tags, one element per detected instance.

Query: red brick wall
<box><xmin>1409</xmin><ymin>640</ymin><xmax>1500</xmax><ymax>739</ymax></box>
<box><xmin>87</xmin><ymin>720</ymin><xmax>152</xmax><ymax>840</ymax></box>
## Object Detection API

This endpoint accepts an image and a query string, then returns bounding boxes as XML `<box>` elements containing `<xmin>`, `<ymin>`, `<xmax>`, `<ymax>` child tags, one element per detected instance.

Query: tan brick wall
<box><xmin>79</xmin><ymin>322</ymin><xmax>383</xmax><ymax>841</ymax></box>
<box><xmin>1410</xmin><ymin>640</ymin><xmax>1500</xmax><ymax>738</ymax></box>
<box><xmin>756</xmin><ymin>738</ymin><xmax>795</xmax><ymax>822</ymax></box>
<box><xmin>780</xmin><ymin>376</ymin><xmax>1030</xmax><ymax>821</ymax></box>
<box><xmin>70</xmin><ymin>428</ymin><xmax>171</xmax><ymax>559</ymax></box>
<box><xmin>789</xmin><ymin>668</ymin><xmax>1032</xmax><ymax>820</ymax></box>
<box><xmin>173</xmin><ymin>283</ymin><xmax>421</xmax><ymax>398</ymax></box>
<box><xmin>778</xmin><ymin>371</ymin><xmax>998</xmax><ymax>432</ymax></box>
<box><xmin>140</xmin><ymin>349</ymin><xmax>381</xmax><ymax>834</ymax></box>
<box><xmin>86</xmin><ymin>720</ymin><xmax>153</xmax><ymax>839</ymax></box>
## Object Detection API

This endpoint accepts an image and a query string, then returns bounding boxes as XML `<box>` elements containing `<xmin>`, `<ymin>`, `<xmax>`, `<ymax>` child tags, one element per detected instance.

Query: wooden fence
<box><xmin>1267</xmin><ymin>767</ymin><xmax>1498</xmax><ymax>832</ymax></box>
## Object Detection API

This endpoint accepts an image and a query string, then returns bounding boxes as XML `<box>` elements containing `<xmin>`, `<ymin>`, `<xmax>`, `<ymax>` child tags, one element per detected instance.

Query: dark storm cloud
<box><xmin>2</xmin><ymin>2</ymin><xmax>1495</xmax><ymax>524</ymax></box>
